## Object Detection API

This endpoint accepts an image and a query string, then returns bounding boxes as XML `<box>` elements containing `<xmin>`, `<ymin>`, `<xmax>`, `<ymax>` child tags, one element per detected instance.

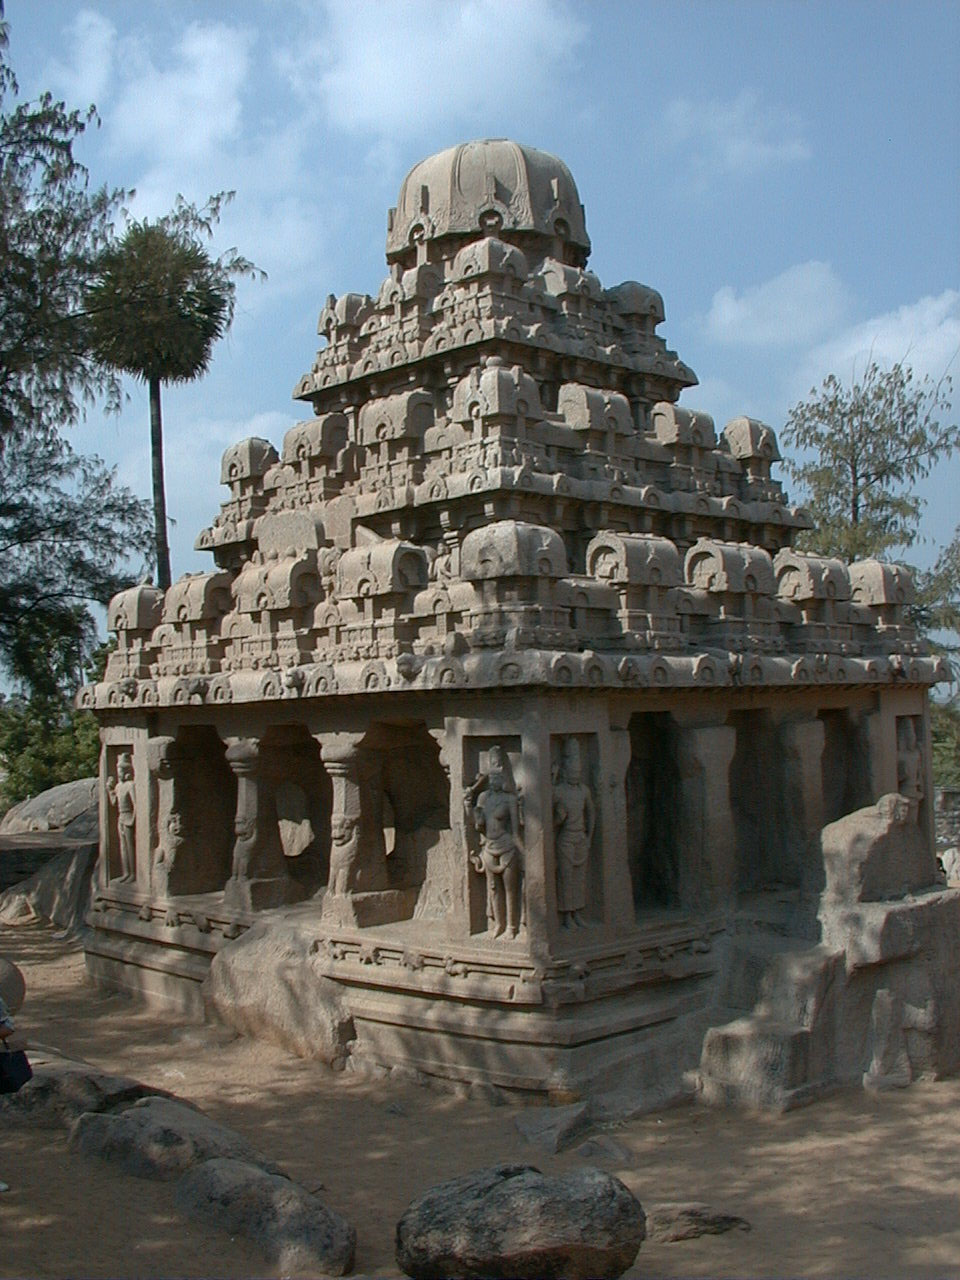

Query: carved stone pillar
<box><xmin>674</xmin><ymin>721</ymin><xmax>737</xmax><ymax>914</ymax></box>
<box><xmin>224</xmin><ymin>737</ymin><xmax>304</xmax><ymax>912</ymax></box>
<box><xmin>318</xmin><ymin>732</ymin><xmax>411</xmax><ymax>927</ymax></box>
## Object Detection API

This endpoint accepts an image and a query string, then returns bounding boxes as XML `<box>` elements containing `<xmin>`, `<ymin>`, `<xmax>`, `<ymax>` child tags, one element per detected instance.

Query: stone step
<box><xmin>697</xmin><ymin>1016</ymin><xmax>814</xmax><ymax>1110</ymax></box>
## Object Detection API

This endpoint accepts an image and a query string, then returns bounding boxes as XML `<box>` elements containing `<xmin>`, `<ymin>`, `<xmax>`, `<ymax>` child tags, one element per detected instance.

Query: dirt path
<box><xmin>3</xmin><ymin>922</ymin><xmax>960</xmax><ymax>1278</ymax></box>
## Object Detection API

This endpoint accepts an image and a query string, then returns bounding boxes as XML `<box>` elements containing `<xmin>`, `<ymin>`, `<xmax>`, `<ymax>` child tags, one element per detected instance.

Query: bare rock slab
<box><xmin>175</xmin><ymin>1157</ymin><xmax>356</xmax><ymax>1276</ymax></box>
<box><xmin>0</xmin><ymin>777</ymin><xmax>97</xmax><ymax>834</ymax></box>
<box><xmin>395</xmin><ymin>1163</ymin><xmax>645</xmax><ymax>1280</ymax></box>
<box><xmin>514</xmin><ymin>1100</ymin><xmax>591</xmax><ymax>1153</ymax></box>
<box><xmin>69</xmin><ymin>1095</ymin><xmax>283</xmax><ymax>1180</ymax></box>
<box><xmin>645</xmin><ymin>1201</ymin><xmax>751</xmax><ymax>1242</ymax></box>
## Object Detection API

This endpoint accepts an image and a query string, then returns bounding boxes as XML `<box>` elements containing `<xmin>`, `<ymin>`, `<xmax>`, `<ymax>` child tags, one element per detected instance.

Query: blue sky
<box><xmin>8</xmin><ymin>0</ymin><xmax>960</xmax><ymax>580</ymax></box>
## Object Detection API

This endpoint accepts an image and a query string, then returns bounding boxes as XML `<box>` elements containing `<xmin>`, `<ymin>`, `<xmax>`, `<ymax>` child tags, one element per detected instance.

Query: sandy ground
<box><xmin>3</xmin><ymin>922</ymin><xmax>960</xmax><ymax>1279</ymax></box>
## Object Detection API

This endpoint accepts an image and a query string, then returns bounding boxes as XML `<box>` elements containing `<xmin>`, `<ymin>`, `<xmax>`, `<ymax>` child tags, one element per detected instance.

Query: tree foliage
<box><xmin>86</xmin><ymin>195</ymin><xmax>262</xmax><ymax>588</ymax></box>
<box><xmin>782</xmin><ymin>361</ymin><xmax>958</xmax><ymax>563</ymax></box>
<box><xmin>0</xmin><ymin>12</ymin><xmax>126</xmax><ymax>445</ymax></box>
<box><xmin>932</xmin><ymin>696</ymin><xmax>960</xmax><ymax>790</ymax></box>
<box><xmin>0</xmin><ymin>10</ymin><xmax>153</xmax><ymax>807</ymax></box>
<box><xmin>0</xmin><ymin>429</ymin><xmax>152</xmax><ymax>685</ymax></box>
<box><xmin>782</xmin><ymin>359</ymin><xmax>960</xmax><ymax>785</ymax></box>
<box><xmin>0</xmin><ymin>692</ymin><xmax>100</xmax><ymax>810</ymax></box>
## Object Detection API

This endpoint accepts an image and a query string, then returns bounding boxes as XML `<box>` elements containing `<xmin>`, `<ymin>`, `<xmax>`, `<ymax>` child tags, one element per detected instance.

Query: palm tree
<box><xmin>86</xmin><ymin>195</ymin><xmax>260</xmax><ymax>589</ymax></box>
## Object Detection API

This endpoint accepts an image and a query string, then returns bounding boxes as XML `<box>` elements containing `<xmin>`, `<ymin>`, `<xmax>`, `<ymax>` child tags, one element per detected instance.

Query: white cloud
<box><xmin>706</xmin><ymin>261</ymin><xmax>849</xmax><ymax>347</ymax></box>
<box><xmin>664</xmin><ymin>90</ymin><xmax>810</xmax><ymax>176</ymax></box>
<box><xmin>109</xmin><ymin>22</ymin><xmax>253</xmax><ymax>168</ymax></box>
<box><xmin>43</xmin><ymin>9</ymin><xmax>117</xmax><ymax>107</ymax></box>
<box><xmin>795</xmin><ymin>290</ymin><xmax>960</xmax><ymax>395</ymax></box>
<box><xmin>283</xmin><ymin>0</ymin><xmax>586</xmax><ymax>138</ymax></box>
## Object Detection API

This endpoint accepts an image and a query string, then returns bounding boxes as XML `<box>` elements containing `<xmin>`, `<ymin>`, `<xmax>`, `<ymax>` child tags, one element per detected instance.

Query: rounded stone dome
<box><xmin>386</xmin><ymin>139</ymin><xmax>590</xmax><ymax>264</ymax></box>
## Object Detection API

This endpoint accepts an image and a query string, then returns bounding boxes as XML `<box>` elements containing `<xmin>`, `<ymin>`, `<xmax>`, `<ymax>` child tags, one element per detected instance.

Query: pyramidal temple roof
<box><xmin>84</xmin><ymin>139</ymin><xmax>943</xmax><ymax>712</ymax></box>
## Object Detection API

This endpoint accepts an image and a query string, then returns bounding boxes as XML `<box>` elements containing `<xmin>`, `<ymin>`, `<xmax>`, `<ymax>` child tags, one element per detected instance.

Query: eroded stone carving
<box><xmin>553</xmin><ymin>739</ymin><xmax>595</xmax><ymax>928</ymax></box>
<box><xmin>106</xmin><ymin>751</ymin><xmax>136</xmax><ymax>883</ymax></box>
<box><xmin>465</xmin><ymin>746</ymin><xmax>523</xmax><ymax>940</ymax></box>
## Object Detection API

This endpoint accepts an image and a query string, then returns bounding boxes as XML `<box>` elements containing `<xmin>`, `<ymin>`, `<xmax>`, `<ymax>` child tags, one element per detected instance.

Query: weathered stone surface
<box><xmin>395</xmin><ymin>1163</ymin><xmax>645</xmax><ymax>1280</ymax></box>
<box><xmin>1</xmin><ymin>1056</ymin><xmax>171</xmax><ymax>1129</ymax></box>
<box><xmin>69</xmin><ymin>1095</ymin><xmax>282</xmax><ymax>1179</ymax></box>
<box><xmin>941</xmin><ymin>846</ymin><xmax>960</xmax><ymax>885</ymax></box>
<box><xmin>0</xmin><ymin>843</ymin><xmax>97</xmax><ymax>933</ymax></box>
<box><xmin>862</xmin><ymin>988</ymin><xmax>912</xmax><ymax>1090</ymax></box>
<box><xmin>0</xmin><ymin>955</ymin><xmax>25</xmax><ymax>1013</ymax></box>
<box><xmin>0</xmin><ymin>778</ymin><xmax>97</xmax><ymax>834</ymax></box>
<box><xmin>175</xmin><ymin>1157</ymin><xmax>356</xmax><ymax>1276</ymax></box>
<box><xmin>645</xmin><ymin>1201</ymin><xmax>751</xmax><ymax>1242</ymax></box>
<box><xmin>203</xmin><ymin>915</ymin><xmax>355</xmax><ymax>1063</ymax></box>
<box><xmin>821</xmin><ymin>794</ymin><xmax>938</xmax><ymax>903</ymax></box>
<box><xmin>514</xmin><ymin>1101</ymin><xmax>591</xmax><ymax>1153</ymax></box>
<box><xmin>573</xmin><ymin>1134</ymin><xmax>632</xmax><ymax>1164</ymax></box>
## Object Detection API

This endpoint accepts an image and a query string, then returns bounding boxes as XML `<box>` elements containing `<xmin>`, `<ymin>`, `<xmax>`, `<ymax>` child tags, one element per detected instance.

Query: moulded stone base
<box><xmin>84</xmin><ymin>932</ymin><xmax>209</xmax><ymax>1017</ymax></box>
<box><xmin>321</xmin><ymin>888</ymin><xmax>418</xmax><ymax>928</ymax></box>
<box><xmin>223</xmin><ymin>875</ymin><xmax>307</xmax><ymax>912</ymax></box>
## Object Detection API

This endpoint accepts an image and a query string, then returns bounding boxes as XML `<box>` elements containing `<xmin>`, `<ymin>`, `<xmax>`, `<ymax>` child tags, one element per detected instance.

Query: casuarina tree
<box><xmin>0</xmin><ymin>7</ymin><xmax>151</xmax><ymax>671</ymax></box>
<box><xmin>781</xmin><ymin>360</ymin><xmax>958</xmax><ymax>564</ymax></box>
<box><xmin>86</xmin><ymin>195</ymin><xmax>261</xmax><ymax>589</ymax></box>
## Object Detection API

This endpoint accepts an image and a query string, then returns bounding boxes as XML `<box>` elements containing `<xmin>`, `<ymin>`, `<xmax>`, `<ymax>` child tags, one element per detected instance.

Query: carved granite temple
<box><xmin>82</xmin><ymin>141</ymin><xmax>960</xmax><ymax>1109</ymax></box>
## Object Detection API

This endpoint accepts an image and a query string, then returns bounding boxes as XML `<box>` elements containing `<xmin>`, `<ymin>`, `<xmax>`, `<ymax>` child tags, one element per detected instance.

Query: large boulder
<box><xmin>1</xmin><ymin>1054</ymin><xmax>171</xmax><ymax>1129</ymax></box>
<box><xmin>0</xmin><ymin>844</ymin><xmax>97</xmax><ymax>933</ymax></box>
<box><xmin>0</xmin><ymin>778</ymin><xmax>97</xmax><ymax>835</ymax></box>
<box><xmin>176</xmin><ymin>1157</ymin><xmax>356</xmax><ymax>1276</ymax></box>
<box><xmin>69</xmin><ymin>1095</ymin><xmax>283</xmax><ymax>1180</ymax></box>
<box><xmin>203</xmin><ymin>915</ymin><xmax>355</xmax><ymax>1063</ymax></box>
<box><xmin>395</xmin><ymin>1163</ymin><xmax>645</xmax><ymax>1280</ymax></box>
<box><xmin>821</xmin><ymin>793</ymin><xmax>938</xmax><ymax>903</ymax></box>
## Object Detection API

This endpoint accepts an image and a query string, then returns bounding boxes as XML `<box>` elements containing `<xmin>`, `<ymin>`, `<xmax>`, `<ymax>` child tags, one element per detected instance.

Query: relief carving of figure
<box><xmin>106</xmin><ymin>751</ymin><xmax>136</xmax><ymax>882</ymax></box>
<box><xmin>465</xmin><ymin>745</ymin><xmax>523</xmax><ymax>939</ymax></box>
<box><xmin>153</xmin><ymin>811</ymin><xmax>184</xmax><ymax>896</ymax></box>
<box><xmin>328</xmin><ymin>814</ymin><xmax>362</xmax><ymax>895</ymax></box>
<box><xmin>553</xmin><ymin>738</ymin><xmax>595</xmax><ymax>928</ymax></box>
<box><xmin>231</xmin><ymin>810</ymin><xmax>258</xmax><ymax>882</ymax></box>
<box><xmin>897</xmin><ymin>716</ymin><xmax>924</xmax><ymax>818</ymax></box>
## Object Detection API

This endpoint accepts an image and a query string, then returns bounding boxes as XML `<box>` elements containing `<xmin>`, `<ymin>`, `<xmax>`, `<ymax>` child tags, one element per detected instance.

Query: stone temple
<box><xmin>81</xmin><ymin>140</ymin><xmax>960</xmax><ymax>1109</ymax></box>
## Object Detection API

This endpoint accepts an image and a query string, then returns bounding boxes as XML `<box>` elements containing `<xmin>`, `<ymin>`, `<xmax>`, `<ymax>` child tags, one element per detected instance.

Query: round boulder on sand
<box><xmin>176</xmin><ymin>1157</ymin><xmax>356</xmax><ymax>1277</ymax></box>
<box><xmin>395</xmin><ymin>1163</ymin><xmax>645</xmax><ymax>1280</ymax></box>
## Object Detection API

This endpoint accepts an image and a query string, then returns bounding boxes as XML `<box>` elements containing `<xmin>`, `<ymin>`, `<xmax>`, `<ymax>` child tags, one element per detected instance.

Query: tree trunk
<box><xmin>149</xmin><ymin>375</ymin><xmax>172</xmax><ymax>591</ymax></box>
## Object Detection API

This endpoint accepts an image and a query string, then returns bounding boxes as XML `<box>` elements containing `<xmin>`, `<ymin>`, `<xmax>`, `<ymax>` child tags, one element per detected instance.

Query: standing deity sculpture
<box><xmin>553</xmin><ymin>738</ymin><xmax>595</xmax><ymax>928</ymax></box>
<box><xmin>106</xmin><ymin>751</ymin><xmax>136</xmax><ymax>883</ymax></box>
<box><xmin>465</xmin><ymin>746</ymin><xmax>523</xmax><ymax>939</ymax></box>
